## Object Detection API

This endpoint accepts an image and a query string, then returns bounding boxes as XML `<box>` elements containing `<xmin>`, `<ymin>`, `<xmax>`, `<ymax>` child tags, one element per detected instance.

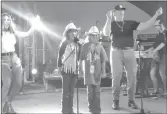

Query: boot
<box><xmin>128</xmin><ymin>100</ymin><xmax>138</xmax><ymax>109</ymax></box>
<box><xmin>112</xmin><ymin>100</ymin><xmax>119</xmax><ymax>110</ymax></box>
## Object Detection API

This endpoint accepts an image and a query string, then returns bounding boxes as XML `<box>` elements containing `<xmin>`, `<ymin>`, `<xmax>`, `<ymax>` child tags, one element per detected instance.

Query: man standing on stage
<box><xmin>79</xmin><ymin>26</ymin><xmax>108</xmax><ymax>114</ymax></box>
<box><xmin>57</xmin><ymin>22</ymin><xmax>81</xmax><ymax>114</ymax></box>
<box><xmin>103</xmin><ymin>4</ymin><xmax>163</xmax><ymax>110</ymax></box>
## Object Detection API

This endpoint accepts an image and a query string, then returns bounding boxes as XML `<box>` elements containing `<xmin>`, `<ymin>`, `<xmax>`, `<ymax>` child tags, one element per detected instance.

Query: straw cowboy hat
<box><xmin>85</xmin><ymin>26</ymin><xmax>100</xmax><ymax>36</ymax></box>
<box><xmin>63</xmin><ymin>22</ymin><xmax>80</xmax><ymax>37</ymax></box>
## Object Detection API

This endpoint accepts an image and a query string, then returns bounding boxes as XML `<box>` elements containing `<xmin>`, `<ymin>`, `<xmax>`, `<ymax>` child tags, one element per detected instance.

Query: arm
<box><xmin>14</xmin><ymin>27</ymin><xmax>33</xmax><ymax>38</ymax></box>
<box><xmin>57</xmin><ymin>40</ymin><xmax>67</xmax><ymax>68</ymax></box>
<box><xmin>137</xmin><ymin>7</ymin><xmax>163</xmax><ymax>31</ymax></box>
<box><xmin>153</xmin><ymin>32</ymin><xmax>166</xmax><ymax>52</ymax></box>
<box><xmin>103</xmin><ymin>10</ymin><xmax>112</xmax><ymax>36</ymax></box>
<box><xmin>153</xmin><ymin>43</ymin><xmax>165</xmax><ymax>53</ymax></box>
<box><xmin>103</xmin><ymin>18</ymin><xmax>112</xmax><ymax>36</ymax></box>
<box><xmin>100</xmin><ymin>46</ymin><xmax>108</xmax><ymax>74</ymax></box>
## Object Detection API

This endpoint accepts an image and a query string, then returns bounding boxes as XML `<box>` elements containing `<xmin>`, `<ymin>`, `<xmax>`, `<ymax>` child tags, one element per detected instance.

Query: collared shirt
<box><xmin>2</xmin><ymin>32</ymin><xmax>16</xmax><ymax>53</ymax></box>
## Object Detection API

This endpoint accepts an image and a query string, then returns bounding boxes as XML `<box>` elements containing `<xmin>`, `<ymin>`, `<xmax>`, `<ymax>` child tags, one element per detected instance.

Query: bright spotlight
<box><xmin>31</xmin><ymin>15</ymin><xmax>43</xmax><ymax>30</ymax></box>
<box><xmin>32</xmin><ymin>68</ymin><xmax>37</xmax><ymax>74</ymax></box>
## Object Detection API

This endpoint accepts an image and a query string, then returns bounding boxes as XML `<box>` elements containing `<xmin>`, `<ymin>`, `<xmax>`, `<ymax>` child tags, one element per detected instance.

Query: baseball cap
<box><xmin>114</xmin><ymin>5</ymin><xmax>126</xmax><ymax>11</ymax></box>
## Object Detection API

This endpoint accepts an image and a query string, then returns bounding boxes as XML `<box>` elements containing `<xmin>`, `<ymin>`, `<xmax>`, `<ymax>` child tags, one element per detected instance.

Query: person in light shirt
<box><xmin>79</xmin><ymin>26</ymin><xmax>108</xmax><ymax>114</ymax></box>
<box><xmin>1</xmin><ymin>13</ymin><xmax>34</xmax><ymax>113</ymax></box>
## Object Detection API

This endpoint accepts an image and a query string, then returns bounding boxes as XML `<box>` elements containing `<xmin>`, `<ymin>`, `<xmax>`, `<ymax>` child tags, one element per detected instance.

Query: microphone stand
<box><xmin>137</xmin><ymin>41</ymin><xmax>145</xmax><ymax>114</ymax></box>
<box><xmin>136</xmin><ymin>40</ymin><xmax>152</xmax><ymax>114</ymax></box>
<box><xmin>74</xmin><ymin>38</ymin><xmax>80</xmax><ymax>114</ymax></box>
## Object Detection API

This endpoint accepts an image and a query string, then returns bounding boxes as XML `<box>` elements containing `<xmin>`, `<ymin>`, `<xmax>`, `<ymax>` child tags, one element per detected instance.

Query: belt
<box><xmin>1</xmin><ymin>52</ymin><xmax>15</xmax><ymax>56</ymax></box>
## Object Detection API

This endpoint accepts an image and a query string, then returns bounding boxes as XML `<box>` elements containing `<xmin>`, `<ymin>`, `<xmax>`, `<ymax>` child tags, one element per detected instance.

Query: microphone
<box><xmin>74</xmin><ymin>37</ymin><xmax>79</xmax><ymax>42</ymax></box>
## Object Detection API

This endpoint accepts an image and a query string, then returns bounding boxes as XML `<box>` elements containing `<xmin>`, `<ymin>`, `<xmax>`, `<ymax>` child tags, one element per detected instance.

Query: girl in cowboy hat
<box><xmin>79</xmin><ymin>26</ymin><xmax>108</xmax><ymax>114</ymax></box>
<box><xmin>57</xmin><ymin>22</ymin><xmax>81</xmax><ymax>114</ymax></box>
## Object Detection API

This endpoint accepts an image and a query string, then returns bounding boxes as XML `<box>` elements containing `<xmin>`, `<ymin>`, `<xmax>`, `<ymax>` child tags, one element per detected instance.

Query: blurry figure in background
<box><xmin>79</xmin><ymin>26</ymin><xmax>108</xmax><ymax>114</ymax></box>
<box><xmin>149</xmin><ymin>22</ymin><xmax>167</xmax><ymax>96</ymax></box>
<box><xmin>135</xmin><ymin>57</ymin><xmax>151</xmax><ymax>97</ymax></box>
<box><xmin>1</xmin><ymin>13</ymin><xmax>34</xmax><ymax>113</ymax></box>
<box><xmin>57</xmin><ymin>22</ymin><xmax>81</xmax><ymax>114</ymax></box>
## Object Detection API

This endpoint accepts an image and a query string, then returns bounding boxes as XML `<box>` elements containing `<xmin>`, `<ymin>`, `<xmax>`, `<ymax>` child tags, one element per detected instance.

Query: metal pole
<box><xmin>75</xmin><ymin>43</ymin><xmax>79</xmax><ymax>114</ymax></box>
<box><xmin>32</xmin><ymin>30</ymin><xmax>35</xmax><ymax>82</ymax></box>
<box><xmin>32</xmin><ymin>2</ymin><xmax>35</xmax><ymax>82</ymax></box>
<box><xmin>42</xmin><ymin>32</ymin><xmax>45</xmax><ymax>65</ymax></box>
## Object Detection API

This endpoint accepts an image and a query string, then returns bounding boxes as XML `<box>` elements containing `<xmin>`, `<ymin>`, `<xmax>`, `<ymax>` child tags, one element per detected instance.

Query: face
<box><xmin>2</xmin><ymin>15</ymin><xmax>11</xmax><ymax>30</ymax></box>
<box><xmin>67</xmin><ymin>29</ymin><xmax>77</xmax><ymax>41</ymax></box>
<box><xmin>89</xmin><ymin>34</ymin><xmax>100</xmax><ymax>44</ymax></box>
<box><xmin>113</xmin><ymin>10</ymin><xmax>125</xmax><ymax>21</ymax></box>
<box><xmin>155</xmin><ymin>24</ymin><xmax>165</xmax><ymax>33</ymax></box>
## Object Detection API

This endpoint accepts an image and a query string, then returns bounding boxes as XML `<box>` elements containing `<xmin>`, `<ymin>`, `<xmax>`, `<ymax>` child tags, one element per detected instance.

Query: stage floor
<box><xmin>13</xmin><ymin>87</ymin><xmax>166</xmax><ymax>114</ymax></box>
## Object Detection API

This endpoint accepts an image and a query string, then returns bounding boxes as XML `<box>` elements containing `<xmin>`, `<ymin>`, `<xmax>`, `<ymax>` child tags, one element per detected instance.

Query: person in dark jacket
<box><xmin>57</xmin><ymin>22</ymin><xmax>81</xmax><ymax>114</ymax></box>
<box><xmin>149</xmin><ymin>23</ymin><xmax>167</xmax><ymax>96</ymax></box>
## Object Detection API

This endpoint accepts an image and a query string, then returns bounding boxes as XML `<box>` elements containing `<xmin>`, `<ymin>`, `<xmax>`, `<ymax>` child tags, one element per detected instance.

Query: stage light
<box><xmin>31</xmin><ymin>15</ymin><xmax>43</xmax><ymax>31</ymax></box>
<box><xmin>32</xmin><ymin>68</ymin><xmax>37</xmax><ymax>74</ymax></box>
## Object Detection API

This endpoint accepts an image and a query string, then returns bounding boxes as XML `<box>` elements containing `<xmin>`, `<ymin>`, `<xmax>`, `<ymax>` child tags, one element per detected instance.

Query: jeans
<box><xmin>150</xmin><ymin>54</ymin><xmax>167</xmax><ymax>92</ymax></box>
<box><xmin>138</xmin><ymin>58</ymin><xmax>152</xmax><ymax>90</ymax></box>
<box><xmin>87</xmin><ymin>84</ymin><xmax>101</xmax><ymax>114</ymax></box>
<box><xmin>61</xmin><ymin>72</ymin><xmax>77</xmax><ymax>114</ymax></box>
<box><xmin>111</xmin><ymin>49</ymin><xmax>137</xmax><ymax>101</ymax></box>
<box><xmin>1</xmin><ymin>53</ymin><xmax>22</xmax><ymax>108</ymax></box>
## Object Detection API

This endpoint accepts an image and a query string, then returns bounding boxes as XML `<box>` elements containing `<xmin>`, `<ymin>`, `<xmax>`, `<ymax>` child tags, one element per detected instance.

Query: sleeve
<box><xmin>57</xmin><ymin>40</ymin><xmax>67</xmax><ymax>68</ymax></box>
<box><xmin>131</xmin><ymin>21</ymin><xmax>140</xmax><ymax>30</ymax></box>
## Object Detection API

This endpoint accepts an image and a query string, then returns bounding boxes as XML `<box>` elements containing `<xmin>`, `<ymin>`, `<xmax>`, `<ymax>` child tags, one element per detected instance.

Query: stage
<box><xmin>13</xmin><ymin>83</ymin><xmax>166</xmax><ymax>114</ymax></box>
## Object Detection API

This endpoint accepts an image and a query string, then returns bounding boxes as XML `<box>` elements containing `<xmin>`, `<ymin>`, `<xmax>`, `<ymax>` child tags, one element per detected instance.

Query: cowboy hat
<box><xmin>63</xmin><ymin>22</ymin><xmax>80</xmax><ymax>37</ymax></box>
<box><xmin>85</xmin><ymin>26</ymin><xmax>100</xmax><ymax>36</ymax></box>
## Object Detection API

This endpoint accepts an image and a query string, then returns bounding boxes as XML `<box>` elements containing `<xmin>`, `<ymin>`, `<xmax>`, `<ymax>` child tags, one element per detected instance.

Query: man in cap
<box><xmin>79</xmin><ymin>26</ymin><xmax>108</xmax><ymax>114</ymax></box>
<box><xmin>103</xmin><ymin>4</ymin><xmax>163</xmax><ymax>109</ymax></box>
<box><xmin>57</xmin><ymin>22</ymin><xmax>81</xmax><ymax>114</ymax></box>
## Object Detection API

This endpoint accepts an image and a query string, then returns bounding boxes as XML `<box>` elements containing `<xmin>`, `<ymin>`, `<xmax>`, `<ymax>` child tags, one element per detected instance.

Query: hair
<box><xmin>2</xmin><ymin>13</ymin><xmax>15</xmax><ymax>33</ymax></box>
<box><xmin>64</xmin><ymin>30</ymin><xmax>71</xmax><ymax>40</ymax></box>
